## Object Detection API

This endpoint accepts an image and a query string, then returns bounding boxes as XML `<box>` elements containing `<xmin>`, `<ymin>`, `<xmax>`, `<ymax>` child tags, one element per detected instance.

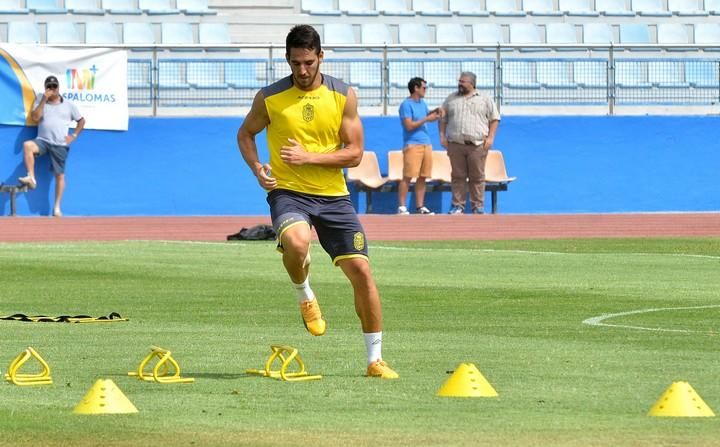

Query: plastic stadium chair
<box><xmin>485</xmin><ymin>150</ymin><xmax>516</xmax><ymax>183</ymax></box>
<box><xmin>461</xmin><ymin>60</ymin><xmax>495</xmax><ymax>88</ymax></box>
<box><xmin>647</xmin><ymin>61</ymin><xmax>688</xmax><ymax>87</ymax></box>
<box><xmin>139</xmin><ymin>0</ymin><xmax>179</xmax><ymax>14</ymax></box>
<box><xmin>346</xmin><ymin>151</ymin><xmax>390</xmax><ymax>213</ymax></box>
<box><xmin>27</xmin><ymin>0</ymin><xmax>66</xmax><ymax>13</ymax></box>
<box><xmin>573</xmin><ymin>60</ymin><xmax>607</xmax><ymax>87</ymax></box>
<box><xmin>558</xmin><ymin>0</ymin><xmax>598</xmax><ymax>16</ymax></box>
<box><xmin>509</xmin><ymin>23</ymin><xmax>543</xmax><ymax>51</ymax></box>
<box><xmin>486</xmin><ymin>0</ymin><xmax>525</xmax><ymax>16</ymax></box>
<box><xmin>323</xmin><ymin>23</ymin><xmax>357</xmax><ymax>48</ymax></box>
<box><xmin>338</xmin><ymin>0</ymin><xmax>378</xmax><ymax>15</ymax></box>
<box><xmin>546</xmin><ymin>23</ymin><xmax>579</xmax><ymax>49</ymax></box>
<box><xmin>158</xmin><ymin>61</ymin><xmax>190</xmax><ymax>88</ymax></box>
<box><xmin>668</xmin><ymin>0</ymin><xmax>706</xmax><ymax>15</ymax></box>
<box><xmin>615</xmin><ymin>61</ymin><xmax>651</xmax><ymax>87</ymax></box>
<box><xmin>66</xmin><ymin>0</ymin><xmax>104</xmax><ymax>14</ymax></box>
<box><xmin>423</xmin><ymin>60</ymin><xmax>461</xmax><ymax>87</ymax></box>
<box><xmin>685</xmin><ymin>60</ymin><xmax>719</xmax><ymax>87</ymax></box>
<box><xmin>386</xmin><ymin>150</ymin><xmax>404</xmax><ymax>182</ymax></box>
<box><xmin>430</xmin><ymin>151</ymin><xmax>452</xmax><ymax>183</ymax></box>
<box><xmin>695</xmin><ymin>23</ymin><xmax>720</xmax><ymax>48</ymax></box>
<box><xmin>198</xmin><ymin>23</ymin><xmax>231</xmax><ymax>45</ymax></box>
<box><xmin>176</xmin><ymin>0</ymin><xmax>216</xmax><ymax>15</ymax></box>
<box><xmin>349</xmin><ymin>61</ymin><xmax>382</xmax><ymax>88</ymax></box>
<box><xmin>502</xmin><ymin>60</ymin><xmax>541</xmax><ymax>88</ymax></box>
<box><xmin>388</xmin><ymin>60</ymin><xmax>422</xmax><ymax>86</ymax></box>
<box><xmin>186</xmin><ymin>61</ymin><xmax>226</xmax><ymax>88</ymax></box>
<box><xmin>376</xmin><ymin>0</ymin><xmax>415</xmax><ymax>15</ymax></box>
<box><xmin>631</xmin><ymin>0</ymin><xmax>672</xmax><ymax>16</ymax></box>
<box><xmin>413</xmin><ymin>0</ymin><xmax>452</xmax><ymax>16</ymax></box>
<box><xmin>536</xmin><ymin>61</ymin><xmax>576</xmax><ymax>88</ymax></box>
<box><xmin>123</xmin><ymin>22</ymin><xmax>156</xmax><ymax>45</ymax></box>
<box><xmin>583</xmin><ymin>23</ymin><xmax>614</xmax><ymax>44</ymax></box>
<box><xmin>705</xmin><ymin>0</ymin><xmax>720</xmax><ymax>14</ymax></box>
<box><xmin>595</xmin><ymin>0</ymin><xmax>635</xmax><ymax>16</ymax></box>
<box><xmin>398</xmin><ymin>23</ymin><xmax>438</xmax><ymax>52</ymax></box>
<box><xmin>361</xmin><ymin>23</ymin><xmax>395</xmax><ymax>48</ymax></box>
<box><xmin>127</xmin><ymin>60</ymin><xmax>151</xmax><ymax>88</ymax></box>
<box><xmin>449</xmin><ymin>0</ymin><xmax>489</xmax><ymax>16</ymax></box>
<box><xmin>8</xmin><ymin>22</ymin><xmax>40</xmax><ymax>43</ymax></box>
<box><xmin>657</xmin><ymin>24</ymin><xmax>691</xmax><ymax>50</ymax></box>
<box><xmin>0</xmin><ymin>0</ymin><xmax>29</xmax><ymax>14</ymax></box>
<box><xmin>161</xmin><ymin>22</ymin><xmax>194</xmax><ymax>45</ymax></box>
<box><xmin>47</xmin><ymin>22</ymin><xmax>82</xmax><ymax>44</ymax></box>
<box><xmin>225</xmin><ymin>61</ymin><xmax>262</xmax><ymax>88</ymax></box>
<box><xmin>86</xmin><ymin>22</ymin><xmax>120</xmax><ymax>43</ymax></box>
<box><xmin>436</xmin><ymin>23</ymin><xmax>471</xmax><ymax>50</ymax></box>
<box><xmin>472</xmin><ymin>23</ymin><xmax>506</xmax><ymax>50</ymax></box>
<box><xmin>619</xmin><ymin>24</ymin><xmax>654</xmax><ymax>46</ymax></box>
<box><xmin>523</xmin><ymin>0</ymin><xmax>562</xmax><ymax>16</ymax></box>
<box><xmin>301</xmin><ymin>0</ymin><xmax>341</xmax><ymax>15</ymax></box>
<box><xmin>103</xmin><ymin>0</ymin><xmax>141</xmax><ymax>14</ymax></box>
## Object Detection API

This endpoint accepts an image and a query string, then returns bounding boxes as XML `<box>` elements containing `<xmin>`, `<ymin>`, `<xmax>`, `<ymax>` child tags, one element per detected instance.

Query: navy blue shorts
<box><xmin>34</xmin><ymin>138</ymin><xmax>69</xmax><ymax>175</ymax></box>
<box><xmin>267</xmin><ymin>189</ymin><xmax>369</xmax><ymax>265</ymax></box>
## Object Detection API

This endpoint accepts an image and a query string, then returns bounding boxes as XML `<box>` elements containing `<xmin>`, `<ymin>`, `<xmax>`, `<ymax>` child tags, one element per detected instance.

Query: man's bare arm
<box><xmin>237</xmin><ymin>91</ymin><xmax>276</xmax><ymax>190</ymax></box>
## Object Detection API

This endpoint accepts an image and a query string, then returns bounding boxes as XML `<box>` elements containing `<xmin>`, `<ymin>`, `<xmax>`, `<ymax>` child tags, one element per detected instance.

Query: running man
<box><xmin>236</xmin><ymin>24</ymin><xmax>398</xmax><ymax>379</ymax></box>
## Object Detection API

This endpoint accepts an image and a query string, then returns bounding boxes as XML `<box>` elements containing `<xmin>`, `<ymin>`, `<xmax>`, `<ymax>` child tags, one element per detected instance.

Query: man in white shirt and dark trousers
<box><xmin>19</xmin><ymin>75</ymin><xmax>85</xmax><ymax>217</ymax></box>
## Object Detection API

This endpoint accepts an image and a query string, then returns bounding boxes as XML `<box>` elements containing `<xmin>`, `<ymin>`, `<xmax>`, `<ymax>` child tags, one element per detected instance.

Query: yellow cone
<box><xmin>437</xmin><ymin>363</ymin><xmax>498</xmax><ymax>397</ymax></box>
<box><xmin>648</xmin><ymin>381</ymin><xmax>715</xmax><ymax>417</ymax></box>
<box><xmin>73</xmin><ymin>379</ymin><xmax>139</xmax><ymax>415</ymax></box>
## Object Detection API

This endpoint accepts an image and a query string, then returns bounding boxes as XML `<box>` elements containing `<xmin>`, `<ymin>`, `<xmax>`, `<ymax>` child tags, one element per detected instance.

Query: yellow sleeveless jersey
<box><xmin>263</xmin><ymin>74</ymin><xmax>350</xmax><ymax>196</ymax></box>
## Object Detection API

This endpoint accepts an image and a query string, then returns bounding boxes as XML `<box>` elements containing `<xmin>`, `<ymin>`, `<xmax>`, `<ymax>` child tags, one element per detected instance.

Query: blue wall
<box><xmin>1</xmin><ymin>116</ymin><xmax>718</xmax><ymax>216</ymax></box>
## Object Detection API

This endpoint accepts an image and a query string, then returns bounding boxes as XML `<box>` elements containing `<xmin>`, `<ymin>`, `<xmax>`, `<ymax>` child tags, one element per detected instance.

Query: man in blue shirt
<box><xmin>397</xmin><ymin>77</ymin><xmax>439</xmax><ymax>215</ymax></box>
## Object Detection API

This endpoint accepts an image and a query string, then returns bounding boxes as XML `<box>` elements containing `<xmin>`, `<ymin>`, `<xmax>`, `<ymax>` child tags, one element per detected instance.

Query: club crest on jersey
<box><xmin>353</xmin><ymin>232</ymin><xmax>365</xmax><ymax>251</ymax></box>
<box><xmin>302</xmin><ymin>103</ymin><xmax>314</xmax><ymax>122</ymax></box>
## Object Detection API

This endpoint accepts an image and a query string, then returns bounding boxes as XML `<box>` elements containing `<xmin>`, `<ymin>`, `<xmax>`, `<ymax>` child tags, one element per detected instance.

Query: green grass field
<box><xmin>1</xmin><ymin>238</ymin><xmax>719</xmax><ymax>446</ymax></box>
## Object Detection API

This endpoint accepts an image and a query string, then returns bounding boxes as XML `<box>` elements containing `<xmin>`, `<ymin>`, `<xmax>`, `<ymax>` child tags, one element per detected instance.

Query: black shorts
<box><xmin>267</xmin><ymin>189</ymin><xmax>369</xmax><ymax>265</ymax></box>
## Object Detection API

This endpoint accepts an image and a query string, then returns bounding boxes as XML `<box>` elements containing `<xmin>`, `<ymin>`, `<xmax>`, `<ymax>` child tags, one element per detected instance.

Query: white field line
<box><xmin>582</xmin><ymin>305</ymin><xmax>720</xmax><ymax>333</ymax></box>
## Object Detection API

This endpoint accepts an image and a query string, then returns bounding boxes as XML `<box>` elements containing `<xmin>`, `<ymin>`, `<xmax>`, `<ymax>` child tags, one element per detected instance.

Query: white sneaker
<box><xmin>416</xmin><ymin>206</ymin><xmax>435</xmax><ymax>215</ymax></box>
<box><xmin>397</xmin><ymin>206</ymin><xmax>410</xmax><ymax>215</ymax></box>
<box><xmin>19</xmin><ymin>175</ymin><xmax>37</xmax><ymax>189</ymax></box>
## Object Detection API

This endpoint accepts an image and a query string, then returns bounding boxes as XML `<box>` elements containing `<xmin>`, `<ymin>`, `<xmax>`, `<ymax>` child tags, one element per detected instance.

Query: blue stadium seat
<box><xmin>127</xmin><ymin>60</ymin><xmax>152</xmax><ymax>88</ymax></box>
<box><xmin>656</xmin><ymin>24</ymin><xmax>691</xmax><ymax>50</ymax></box>
<box><xmin>376</xmin><ymin>0</ymin><xmax>415</xmax><ymax>15</ymax></box>
<box><xmin>705</xmin><ymin>0</ymin><xmax>720</xmax><ymax>14</ymax></box>
<box><xmin>449</xmin><ymin>0</ymin><xmax>489</xmax><ymax>16</ymax></box>
<box><xmin>8</xmin><ymin>22</ymin><xmax>40</xmax><ymax>43</ymax></box>
<box><xmin>123</xmin><ymin>22</ymin><xmax>156</xmax><ymax>45</ymax></box>
<box><xmin>301</xmin><ymin>0</ymin><xmax>341</xmax><ymax>15</ymax></box>
<box><xmin>503</xmin><ymin>60</ymin><xmax>540</xmax><ymax>88</ymax></box>
<box><xmin>631</xmin><ymin>0</ymin><xmax>672</xmax><ymax>16</ymax></box>
<box><xmin>573</xmin><ymin>60</ymin><xmax>607</xmax><ymax>87</ymax></box>
<box><xmin>198</xmin><ymin>23</ymin><xmax>231</xmax><ymax>45</ymax></box>
<box><xmin>461</xmin><ymin>60</ymin><xmax>495</xmax><ymax>88</ymax></box>
<box><xmin>615</xmin><ymin>61</ymin><xmax>651</xmax><ymax>87</ymax></box>
<box><xmin>361</xmin><ymin>23</ymin><xmax>397</xmax><ymax>50</ymax></box>
<box><xmin>66</xmin><ymin>0</ymin><xmax>104</xmax><ymax>14</ymax></box>
<box><xmin>423</xmin><ymin>60</ymin><xmax>461</xmax><ymax>87</ymax></box>
<box><xmin>486</xmin><ymin>0</ymin><xmax>525</xmax><ymax>16</ymax></box>
<box><xmin>104</xmin><ymin>0</ymin><xmax>141</xmax><ymax>14</ymax></box>
<box><xmin>398</xmin><ymin>23</ymin><xmax>438</xmax><ymax>51</ymax></box>
<box><xmin>413</xmin><ymin>0</ymin><xmax>452</xmax><ymax>16</ymax></box>
<box><xmin>388</xmin><ymin>60</ymin><xmax>422</xmax><ymax>86</ymax></box>
<box><xmin>339</xmin><ymin>0</ymin><xmax>378</xmax><ymax>15</ymax></box>
<box><xmin>546</xmin><ymin>23</ymin><xmax>579</xmax><ymax>49</ymax></box>
<box><xmin>472</xmin><ymin>23</ymin><xmax>505</xmax><ymax>49</ymax></box>
<box><xmin>323</xmin><ymin>23</ymin><xmax>357</xmax><ymax>49</ymax></box>
<box><xmin>27</xmin><ymin>0</ymin><xmax>66</xmax><ymax>13</ymax></box>
<box><xmin>583</xmin><ymin>23</ymin><xmax>614</xmax><ymax>44</ymax></box>
<box><xmin>225</xmin><ymin>61</ymin><xmax>263</xmax><ymax>88</ymax></box>
<box><xmin>176</xmin><ymin>0</ymin><xmax>216</xmax><ymax>15</ymax></box>
<box><xmin>523</xmin><ymin>0</ymin><xmax>562</xmax><ymax>16</ymax></box>
<box><xmin>139</xmin><ymin>0</ymin><xmax>179</xmax><ymax>14</ymax></box>
<box><xmin>647</xmin><ymin>61</ymin><xmax>688</xmax><ymax>87</ymax></box>
<box><xmin>0</xmin><ymin>0</ymin><xmax>29</xmax><ymax>14</ymax></box>
<box><xmin>694</xmin><ymin>23</ymin><xmax>720</xmax><ymax>48</ymax></box>
<box><xmin>161</xmin><ymin>22</ymin><xmax>195</xmax><ymax>45</ymax></box>
<box><xmin>86</xmin><ymin>22</ymin><xmax>120</xmax><ymax>43</ymax></box>
<box><xmin>595</xmin><ymin>0</ymin><xmax>635</xmax><ymax>16</ymax></box>
<box><xmin>668</xmin><ymin>0</ymin><xmax>706</xmax><ymax>15</ymax></box>
<box><xmin>536</xmin><ymin>61</ymin><xmax>575</xmax><ymax>88</ymax></box>
<box><xmin>47</xmin><ymin>22</ymin><xmax>82</xmax><ymax>44</ymax></box>
<box><xmin>619</xmin><ymin>24</ymin><xmax>656</xmax><ymax>49</ymax></box>
<box><xmin>509</xmin><ymin>23</ymin><xmax>543</xmax><ymax>51</ymax></box>
<box><xmin>436</xmin><ymin>23</ymin><xmax>471</xmax><ymax>50</ymax></box>
<box><xmin>158</xmin><ymin>61</ymin><xmax>190</xmax><ymax>88</ymax></box>
<box><xmin>186</xmin><ymin>61</ymin><xmax>226</xmax><ymax>88</ymax></box>
<box><xmin>685</xmin><ymin>60</ymin><xmax>719</xmax><ymax>87</ymax></box>
<box><xmin>349</xmin><ymin>60</ymin><xmax>383</xmax><ymax>87</ymax></box>
<box><xmin>559</xmin><ymin>0</ymin><xmax>598</xmax><ymax>16</ymax></box>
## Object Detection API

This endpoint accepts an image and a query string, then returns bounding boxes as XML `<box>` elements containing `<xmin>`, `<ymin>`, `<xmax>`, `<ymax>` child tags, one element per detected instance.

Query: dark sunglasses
<box><xmin>46</xmin><ymin>84</ymin><xmax>58</xmax><ymax>89</ymax></box>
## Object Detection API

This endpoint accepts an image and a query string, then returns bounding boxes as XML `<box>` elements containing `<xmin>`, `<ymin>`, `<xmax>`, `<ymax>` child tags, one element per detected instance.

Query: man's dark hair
<box><xmin>286</xmin><ymin>24</ymin><xmax>322</xmax><ymax>56</ymax></box>
<box><xmin>407</xmin><ymin>77</ymin><xmax>426</xmax><ymax>94</ymax></box>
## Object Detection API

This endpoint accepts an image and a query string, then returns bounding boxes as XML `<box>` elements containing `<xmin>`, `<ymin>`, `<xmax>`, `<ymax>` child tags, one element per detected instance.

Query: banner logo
<box><xmin>67</xmin><ymin>65</ymin><xmax>98</xmax><ymax>90</ymax></box>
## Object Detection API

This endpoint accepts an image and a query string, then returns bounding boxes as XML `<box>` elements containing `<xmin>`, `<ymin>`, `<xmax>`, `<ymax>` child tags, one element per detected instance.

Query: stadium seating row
<box><xmin>0</xmin><ymin>21</ymin><xmax>230</xmax><ymax>44</ymax></box>
<box><xmin>323</xmin><ymin>22</ymin><xmax>720</xmax><ymax>48</ymax></box>
<box><xmin>303</xmin><ymin>0</ymin><xmax>720</xmax><ymax>17</ymax></box>
<box><xmin>0</xmin><ymin>0</ymin><xmax>216</xmax><ymax>15</ymax></box>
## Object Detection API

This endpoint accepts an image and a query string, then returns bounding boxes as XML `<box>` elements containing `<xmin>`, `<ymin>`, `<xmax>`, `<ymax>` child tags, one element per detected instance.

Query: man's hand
<box><xmin>483</xmin><ymin>136</ymin><xmax>494</xmax><ymax>151</ymax></box>
<box><xmin>440</xmin><ymin>135</ymin><xmax>448</xmax><ymax>149</ymax></box>
<box><xmin>64</xmin><ymin>134</ymin><xmax>77</xmax><ymax>145</ymax></box>
<box><xmin>280</xmin><ymin>138</ymin><xmax>310</xmax><ymax>165</ymax></box>
<box><xmin>425</xmin><ymin>109</ymin><xmax>440</xmax><ymax>122</ymax></box>
<box><xmin>43</xmin><ymin>87</ymin><xmax>55</xmax><ymax>100</ymax></box>
<box><xmin>254</xmin><ymin>163</ymin><xmax>276</xmax><ymax>190</ymax></box>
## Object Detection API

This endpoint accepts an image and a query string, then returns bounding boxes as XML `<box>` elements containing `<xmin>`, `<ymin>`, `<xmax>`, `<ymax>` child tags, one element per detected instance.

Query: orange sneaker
<box><xmin>299</xmin><ymin>299</ymin><xmax>326</xmax><ymax>336</ymax></box>
<box><xmin>366</xmin><ymin>360</ymin><xmax>399</xmax><ymax>379</ymax></box>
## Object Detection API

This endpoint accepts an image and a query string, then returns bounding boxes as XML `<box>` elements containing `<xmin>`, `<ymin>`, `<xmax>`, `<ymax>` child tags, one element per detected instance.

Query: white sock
<box><xmin>292</xmin><ymin>277</ymin><xmax>315</xmax><ymax>303</ymax></box>
<box><xmin>364</xmin><ymin>331</ymin><xmax>382</xmax><ymax>364</ymax></box>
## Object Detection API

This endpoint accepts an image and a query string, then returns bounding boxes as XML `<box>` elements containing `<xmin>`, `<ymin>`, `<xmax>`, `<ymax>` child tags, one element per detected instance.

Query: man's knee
<box><xmin>23</xmin><ymin>140</ymin><xmax>39</xmax><ymax>154</ymax></box>
<box><xmin>281</xmin><ymin>225</ymin><xmax>312</xmax><ymax>255</ymax></box>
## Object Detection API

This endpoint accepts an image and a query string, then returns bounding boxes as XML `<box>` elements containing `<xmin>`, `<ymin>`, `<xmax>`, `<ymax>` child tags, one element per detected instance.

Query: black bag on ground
<box><xmin>227</xmin><ymin>224</ymin><xmax>276</xmax><ymax>241</ymax></box>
